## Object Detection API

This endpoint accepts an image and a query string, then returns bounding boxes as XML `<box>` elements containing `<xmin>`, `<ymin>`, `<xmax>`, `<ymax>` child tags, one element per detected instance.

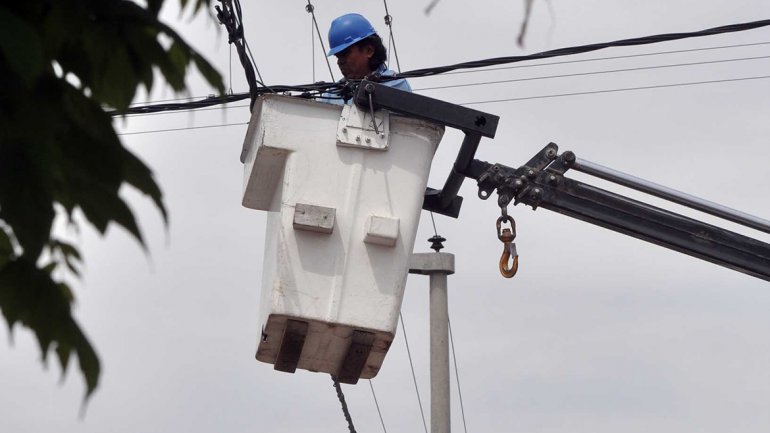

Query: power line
<box><xmin>396</xmin><ymin>18</ymin><xmax>770</xmax><ymax>78</ymax></box>
<box><xmin>458</xmin><ymin>74</ymin><xmax>770</xmax><ymax>106</ymax></box>
<box><xmin>414</xmin><ymin>55</ymin><xmax>770</xmax><ymax>92</ymax></box>
<box><xmin>448</xmin><ymin>318</ymin><xmax>469</xmax><ymax>433</ymax></box>
<box><xmin>369</xmin><ymin>380</ymin><xmax>388</xmax><ymax>433</ymax></box>
<box><xmin>382</xmin><ymin>0</ymin><xmax>402</xmax><ymax>73</ymax></box>
<box><xmin>122</xmin><ymin>103</ymin><xmax>250</xmax><ymax>118</ymax></box>
<box><xmin>306</xmin><ymin>1</ymin><xmax>336</xmax><ymax>82</ymax></box>
<box><xmin>332</xmin><ymin>376</ymin><xmax>357</xmax><ymax>433</ymax></box>
<box><xmin>116</xmin><ymin>122</ymin><xmax>248</xmax><ymax>136</ymax></box>
<box><xmin>114</xmin><ymin>19</ymin><xmax>770</xmax><ymax>115</ymax></box>
<box><xmin>399</xmin><ymin>313</ymin><xmax>429</xmax><ymax>433</ymax></box>
<box><xmin>441</xmin><ymin>41</ymin><xmax>770</xmax><ymax>76</ymax></box>
<box><xmin>124</xmin><ymin>40</ymin><xmax>769</xmax><ymax>108</ymax></box>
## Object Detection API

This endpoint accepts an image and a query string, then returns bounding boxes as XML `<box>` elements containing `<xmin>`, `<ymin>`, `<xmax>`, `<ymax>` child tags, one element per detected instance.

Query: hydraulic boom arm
<box><xmin>354</xmin><ymin>80</ymin><xmax>770</xmax><ymax>282</ymax></box>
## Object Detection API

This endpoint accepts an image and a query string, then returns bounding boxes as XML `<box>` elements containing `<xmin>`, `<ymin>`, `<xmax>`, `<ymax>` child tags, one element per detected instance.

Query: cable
<box><xmin>441</xmin><ymin>41</ymin><xmax>770</xmax><ymax>76</ymax></box>
<box><xmin>332</xmin><ymin>375</ymin><xmax>357</xmax><ymax>433</ymax></box>
<box><xmin>458</xmin><ymin>74</ymin><xmax>770</xmax><ymax>106</ymax></box>
<box><xmin>121</xmin><ymin>40</ymin><xmax>770</xmax><ymax>108</ymax></box>
<box><xmin>114</xmin><ymin>21</ymin><xmax>770</xmax><ymax>115</ymax></box>
<box><xmin>395</xmin><ymin>18</ymin><xmax>770</xmax><ymax>79</ymax></box>
<box><xmin>399</xmin><ymin>313</ymin><xmax>429</xmax><ymax>433</ymax></box>
<box><xmin>414</xmin><ymin>55</ymin><xmax>770</xmax><ymax>92</ymax></box>
<box><xmin>382</xmin><ymin>0</ymin><xmax>402</xmax><ymax>73</ymax></box>
<box><xmin>310</xmin><ymin>9</ymin><xmax>316</xmax><ymax>83</ymax></box>
<box><xmin>369</xmin><ymin>380</ymin><xmax>388</xmax><ymax>433</ymax></box>
<box><xmin>306</xmin><ymin>1</ymin><xmax>336</xmax><ymax>82</ymax></box>
<box><xmin>122</xmin><ymin>103</ymin><xmax>250</xmax><ymax>118</ymax></box>
<box><xmin>116</xmin><ymin>122</ymin><xmax>248</xmax><ymax>136</ymax></box>
<box><xmin>448</xmin><ymin>318</ymin><xmax>469</xmax><ymax>433</ymax></box>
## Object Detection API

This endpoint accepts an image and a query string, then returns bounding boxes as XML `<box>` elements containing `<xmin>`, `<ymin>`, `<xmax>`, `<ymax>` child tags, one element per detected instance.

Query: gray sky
<box><xmin>2</xmin><ymin>1</ymin><xmax>770</xmax><ymax>432</ymax></box>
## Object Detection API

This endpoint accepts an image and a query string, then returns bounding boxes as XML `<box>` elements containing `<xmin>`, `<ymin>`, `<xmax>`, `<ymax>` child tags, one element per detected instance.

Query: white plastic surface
<box><xmin>242</xmin><ymin>95</ymin><xmax>444</xmax><ymax>379</ymax></box>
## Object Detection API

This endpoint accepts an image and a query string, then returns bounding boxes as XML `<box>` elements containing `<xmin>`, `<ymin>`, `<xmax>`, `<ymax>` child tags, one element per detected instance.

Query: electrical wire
<box><xmin>399</xmin><ymin>313</ymin><xmax>429</xmax><ymax>433</ymax></box>
<box><xmin>116</xmin><ymin>122</ymin><xmax>248</xmax><ymax>136</ymax></box>
<box><xmin>369</xmin><ymin>380</ymin><xmax>388</xmax><ymax>433</ymax></box>
<box><xmin>112</xmin><ymin>20</ymin><xmax>770</xmax><ymax>116</ymax></box>
<box><xmin>122</xmin><ymin>39</ymin><xmax>770</xmax><ymax>108</ymax></box>
<box><xmin>394</xmin><ymin>18</ymin><xmax>770</xmax><ymax>79</ymax></box>
<box><xmin>448</xmin><ymin>318</ymin><xmax>469</xmax><ymax>433</ymax></box>
<box><xmin>122</xmin><ymin>103</ymin><xmax>250</xmax><ymax>118</ymax></box>
<box><xmin>458</xmin><ymin>74</ymin><xmax>770</xmax><ymax>106</ymax></box>
<box><xmin>306</xmin><ymin>1</ymin><xmax>336</xmax><ymax>82</ymax></box>
<box><xmin>382</xmin><ymin>0</ymin><xmax>402</xmax><ymax>73</ymax></box>
<box><xmin>332</xmin><ymin>376</ymin><xmax>357</xmax><ymax>433</ymax></box>
<box><xmin>440</xmin><ymin>41</ymin><xmax>770</xmax><ymax>76</ymax></box>
<box><xmin>414</xmin><ymin>55</ymin><xmax>770</xmax><ymax>92</ymax></box>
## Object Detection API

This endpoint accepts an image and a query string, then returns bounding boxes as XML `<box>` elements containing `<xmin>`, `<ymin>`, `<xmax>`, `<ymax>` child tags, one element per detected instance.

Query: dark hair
<box><xmin>355</xmin><ymin>34</ymin><xmax>388</xmax><ymax>72</ymax></box>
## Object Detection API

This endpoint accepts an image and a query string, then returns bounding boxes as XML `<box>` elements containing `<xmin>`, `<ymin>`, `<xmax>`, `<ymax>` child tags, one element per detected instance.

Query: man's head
<box><xmin>328</xmin><ymin>14</ymin><xmax>388</xmax><ymax>79</ymax></box>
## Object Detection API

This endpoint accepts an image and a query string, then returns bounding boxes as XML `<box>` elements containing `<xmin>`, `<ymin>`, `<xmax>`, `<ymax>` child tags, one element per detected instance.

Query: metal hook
<box><xmin>496</xmin><ymin>215</ymin><xmax>519</xmax><ymax>278</ymax></box>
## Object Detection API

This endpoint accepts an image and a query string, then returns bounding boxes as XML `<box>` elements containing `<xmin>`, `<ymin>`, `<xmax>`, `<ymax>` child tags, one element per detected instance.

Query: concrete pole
<box><xmin>409</xmin><ymin>252</ymin><xmax>455</xmax><ymax>433</ymax></box>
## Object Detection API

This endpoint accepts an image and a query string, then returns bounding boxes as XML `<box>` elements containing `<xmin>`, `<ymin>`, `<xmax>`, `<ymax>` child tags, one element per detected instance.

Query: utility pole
<box><xmin>409</xmin><ymin>236</ymin><xmax>455</xmax><ymax>433</ymax></box>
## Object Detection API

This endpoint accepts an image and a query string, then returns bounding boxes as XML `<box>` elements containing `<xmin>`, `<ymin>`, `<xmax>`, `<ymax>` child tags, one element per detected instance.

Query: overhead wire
<box><xmin>116</xmin><ymin>122</ymin><xmax>248</xmax><ymax>136</ymax></box>
<box><xmin>306</xmin><ymin>1</ymin><xmax>336</xmax><ymax>82</ymax></box>
<box><xmin>414</xmin><ymin>54</ymin><xmax>770</xmax><ymax>92</ymax></box>
<box><xmin>369</xmin><ymin>380</ymin><xmax>388</xmax><ymax>433</ymax></box>
<box><xmin>440</xmin><ymin>40</ymin><xmax>770</xmax><ymax>76</ymax></box>
<box><xmin>394</xmin><ymin>18</ymin><xmax>770</xmax><ymax>79</ymax></box>
<box><xmin>122</xmin><ymin>39</ymin><xmax>770</xmax><ymax>109</ymax></box>
<box><xmin>332</xmin><ymin>376</ymin><xmax>357</xmax><ymax>433</ymax></box>
<box><xmin>111</xmin><ymin>19</ymin><xmax>770</xmax><ymax>117</ymax></box>
<box><xmin>458</xmin><ymin>74</ymin><xmax>770</xmax><ymax>106</ymax></box>
<box><xmin>382</xmin><ymin>0</ymin><xmax>402</xmax><ymax>73</ymax></box>
<box><xmin>399</xmin><ymin>313</ymin><xmax>429</xmax><ymax>433</ymax></box>
<box><xmin>448</xmin><ymin>319</ymin><xmax>469</xmax><ymax>433</ymax></box>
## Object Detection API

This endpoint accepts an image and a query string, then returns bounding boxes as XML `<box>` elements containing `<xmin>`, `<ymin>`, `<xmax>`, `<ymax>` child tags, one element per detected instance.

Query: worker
<box><xmin>321</xmin><ymin>13</ymin><xmax>411</xmax><ymax>103</ymax></box>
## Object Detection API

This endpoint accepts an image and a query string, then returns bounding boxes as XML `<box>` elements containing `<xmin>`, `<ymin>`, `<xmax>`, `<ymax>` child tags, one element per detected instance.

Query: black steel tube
<box><xmin>528</xmin><ymin>172</ymin><xmax>770</xmax><ymax>281</ymax></box>
<box><xmin>573</xmin><ymin>157</ymin><xmax>770</xmax><ymax>235</ymax></box>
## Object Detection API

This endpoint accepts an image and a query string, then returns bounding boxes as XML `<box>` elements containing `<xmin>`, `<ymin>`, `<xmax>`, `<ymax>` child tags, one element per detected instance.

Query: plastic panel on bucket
<box><xmin>241</xmin><ymin>94</ymin><xmax>443</xmax><ymax>381</ymax></box>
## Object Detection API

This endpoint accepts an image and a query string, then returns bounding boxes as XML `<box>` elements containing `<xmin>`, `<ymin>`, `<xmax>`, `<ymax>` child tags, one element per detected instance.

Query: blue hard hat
<box><xmin>327</xmin><ymin>13</ymin><xmax>377</xmax><ymax>56</ymax></box>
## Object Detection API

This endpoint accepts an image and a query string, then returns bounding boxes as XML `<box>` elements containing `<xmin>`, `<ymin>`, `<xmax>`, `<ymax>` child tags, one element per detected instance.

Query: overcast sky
<box><xmin>3</xmin><ymin>1</ymin><xmax>770</xmax><ymax>432</ymax></box>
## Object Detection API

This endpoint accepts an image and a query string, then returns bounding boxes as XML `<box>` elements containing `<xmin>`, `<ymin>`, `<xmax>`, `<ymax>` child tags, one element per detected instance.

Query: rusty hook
<box><xmin>496</xmin><ymin>215</ymin><xmax>518</xmax><ymax>278</ymax></box>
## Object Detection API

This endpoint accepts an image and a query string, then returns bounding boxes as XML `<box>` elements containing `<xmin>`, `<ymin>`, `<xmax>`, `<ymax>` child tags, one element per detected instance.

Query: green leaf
<box><xmin>0</xmin><ymin>258</ymin><xmax>100</xmax><ymax>397</ymax></box>
<box><xmin>0</xmin><ymin>6</ymin><xmax>46</xmax><ymax>85</ymax></box>
<box><xmin>0</xmin><ymin>227</ymin><xmax>13</xmax><ymax>267</ymax></box>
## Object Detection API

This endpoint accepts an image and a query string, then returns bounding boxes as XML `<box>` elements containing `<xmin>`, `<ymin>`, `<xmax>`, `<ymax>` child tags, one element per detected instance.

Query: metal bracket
<box><xmin>354</xmin><ymin>81</ymin><xmax>499</xmax><ymax>217</ymax></box>
<box><xmin>336</xmin><ymin>103</ymin><xmax>390</xmax><ymax>150</ymax></box>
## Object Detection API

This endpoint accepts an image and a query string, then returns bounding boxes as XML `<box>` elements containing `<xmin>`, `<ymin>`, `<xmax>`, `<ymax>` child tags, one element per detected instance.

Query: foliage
<box><xmin>0</xmin><ymin>0</ymin><xmax>224</xmax><ymax>399</ymax></box>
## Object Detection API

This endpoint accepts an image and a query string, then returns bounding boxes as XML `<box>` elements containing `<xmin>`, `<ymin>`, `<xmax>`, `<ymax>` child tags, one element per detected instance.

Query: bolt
<box><xmin>548</xmin><ymin>175</ymin><xmax>558</xmax><ymax>185</ymax></box>
<box><xmin>380</xmin><ymin>133</ymin><xmax>385</xmax><ymax>138</ymax></box>
<box><xmin>546</xmin><ymin>148</ymin><xmax>557</xmax><ymax>158</ymax></box>
<box><xmin>530</xmin><ymin>188</ymin><xmax>543</xmax><ymax>199</ymax></box>
<box><xmin>355</xmin><ymin>135</ymin><xmax>361</xmax><ymax>142</ymax></box>
<box><xmin>563</xmin><ymin>151</ymin><xmax>576</xmax><ymax>163</ymax></box>
<box><xmin>342</xmin><ymin>127</ymin><xmax>348</xmax><ymax>133</ymax></box>
<box><xmin>365</xmin><ymin>137</ymin><xmax>371</xmax><ymax>143</ymax></box>
<box><xmin>514</xmin><ymin>179</ymin><xmax>524</xmax><ymax>189</ymax></box>
<box><xmin>365</xmin><ymin>83</ymin><xmax>376</xmax><ymax>94</ymax></box>
<box><xmin>527</xmin><ymin>169</ymin><xmax>535</xmax><ymax>178</ymax></box>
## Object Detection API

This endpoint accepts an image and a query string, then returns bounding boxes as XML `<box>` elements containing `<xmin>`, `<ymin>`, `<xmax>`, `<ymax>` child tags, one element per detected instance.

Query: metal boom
<box><xmin>354</xmin><ymin>80</ymin><xmax>770</xmax><ymax>282</ymax></box>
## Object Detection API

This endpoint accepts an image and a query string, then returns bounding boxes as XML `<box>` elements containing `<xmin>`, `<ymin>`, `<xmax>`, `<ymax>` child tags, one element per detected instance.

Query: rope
<box><xmin>332</xmin><ymin>375</ymin><xmax>357</xmax><ymax>433</ymax></box>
